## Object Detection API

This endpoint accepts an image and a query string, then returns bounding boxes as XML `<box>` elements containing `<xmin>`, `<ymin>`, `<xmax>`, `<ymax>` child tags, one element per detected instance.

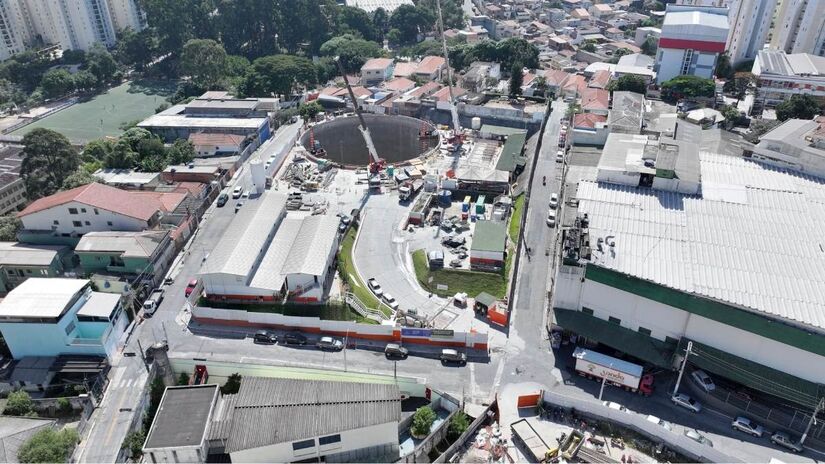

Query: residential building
<box><xmin>725</xmin><ymin>0</ymin><xmax>777</xmax><ymax>65</ymax></box>
<box><xmin>461</xmin><ymin>61</ymin><xmax>501</xmax><ymax>93</ymax></box>
<box><xmin>571</xmin><ymin>112</ymin><xmax>609</xmax><ymax>146</ymax></box>
<box><xmin>470</xmin><ymin>220</ymin><xmax>507</xmax><ymax>272</ymax></box>
<box><xmin>360</xmin><ymin>58</ymin><xmax>394</xmax><ymax>86</ymax></box>
<box><xmin>143</xmin><ymin>378</ymin><xmax>401</xmax><ymax>463</ymax></box>
<box><xmin>0</xmin><ymin>145</ymin><xmax>28</xmax><ymax>215</ymax></box>
<box><xmin>752</xmin><ymin>50</ymin><xmax>825</xmax><ymax>107</ymax></box>
<box><xmin>21</xmin><ymin>0</ymin><xmax>119</xmax><ymax>51</ymax></box>
<box><xmin>392</xmin><ymin>62</ymin><xmax>417</xmax><ymax>78</ymax></box>
<box><xmin>75</xmin><ymin>230</ymin><xmax>174</xmax><ymax>285</ymax></box>
<box><xmin>413</xmin><ymin>56</ymin><xmax>446</xmax><ymax>81</ymax></box>
<box><xmin>17</xmin><ymin>182</ymin><xmax>187</xmax><ymax>246</ymax></box>
<box><xmin>580</xmin><ymin>87</ymin><xmax>610</xmax><ymax>114</ymax></box>
<box><xmin>751</xmin><ymin>117</ymin><xmax>825</xmax><ymax>178</ymax></box>
<box><xmin>0</xmin><ymin>278</ymin><xmax>127</xmax><ymax>360</ymax></box>
<box><xmin>383</xmin><ymin>77</ymin><xmax>416</xmax><ymax>94</ymax></box>
<box><xmin>93</xmin><ymin>169</ymin><xmax>160</xmax><ymax>190</ymax></box>
<box><xmin>554</xmin><ymin>148</ymin><xmax>825</xmax><ymax>413</ymax></box>
<box><xmin>771</xmin><ymin>0</ymin><xmax>825</xmax><ymax>56</ymax></box>
<box><xmin>634</xmin><ymin>26</ymin><xmax>661</xmax><ymax>47</ymax></box>
<box><xmin>608</xmin><ymin>91</ymin><xmax>645</xmax><ymax>134</ymax></box>
<box><xmin>188</xmin><ymin>133</ymin><xmax>248</xmax><ymax>157</ymax></box>
<box><xmin>0</xmin><ymin>1</ymin><xmax>29</xmax><ymax>60</ymax></box>
<box><xmin>654</xmin><ymin>7</ymin><xmax>729</xmax><ymax>83</ymax></box>
<box><xmin>106</xmin><ymin>0</ymin><xmax>145</xmax><ymax>32</ymax></box>
<box><xmin>0</xmin><ymin>242</ymin><xmax>69</xmax><ymax>294</ymax></box>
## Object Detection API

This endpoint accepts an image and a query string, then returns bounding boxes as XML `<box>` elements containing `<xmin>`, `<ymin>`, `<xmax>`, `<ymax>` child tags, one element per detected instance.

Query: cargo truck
<box><xmin>572</xmin><ymin>347</ymin><xmax>654</xmax><ymax>396</ymax></box>
<box><xmin>142</xmin><ymin>288</ymin><xmax>165</xmax><ymax>317</ymax></box>
<box><xmin>399</xmin><ymin>179</ymin><xmax>424</xmax><ymax>201</ymax></box>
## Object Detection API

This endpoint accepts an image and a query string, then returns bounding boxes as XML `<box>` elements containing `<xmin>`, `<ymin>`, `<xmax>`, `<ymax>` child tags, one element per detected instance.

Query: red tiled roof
<box><xmin>573</xmin><ymin>112</ymin><xmax>607</xmax><ymax>129</ymax></box>
<box><xmin>588</xmin><ymin>69</ymin><xmax>612</xmax><ymax>89</ymax></box>
<box><xmin>383</xmin><ymin>77</ymin><xmax>416</xmax><ymax>92</ymax></box>
<box><xmin>544</xmin><ymin>69</ymin><xmax>571</xmax><ymax>86</ymax></box>
<box><xmin>562</xmin><ymin>74</ymin><xmax>587</xmax><ymax>94</ymax></box>
<box><xmin>188</xmin><ymin>133</ymin><xmax>246</xmax><ymax>146</ymax></box>
<box><xmin>393</xmin><ymin>62</ymin><xmax>418</xmax><ymax>78</ymax></box>
<box><xmin>431</xmin><ymin>86</ymin><xmax>467</xmax><ymax>102</ymax></box>
<box><xmin>571</xmin><ymin>8</ymin><xmax>590</xmax><ymax>18</ymax></box>
<box><xmin>523</xmin><ymin>72</ymin><xmax>537</xmax><ymax>86</ymax></box>
<box><xmin>362</xmin><ymin>58</ymin><xmax>394</xmax><ymax>71</ymax></box>
<box><xmin>416</xmin><ymin>56</ymin><xmax>446</xmax><ymax>75</ymax></box>
<box><xmin>581</xmin><ymin>87</ymin><xmax>610</xmax><ymax>110</ymax></box>
<box><xmin>18</xmin><ymin>183</ymin><xmax>186</xmax><ymax>221</ymax></box>
<box><xmin>407</xmin><ymin>82</ymin><xmax>442</xmax><ymax>98</ymax></box>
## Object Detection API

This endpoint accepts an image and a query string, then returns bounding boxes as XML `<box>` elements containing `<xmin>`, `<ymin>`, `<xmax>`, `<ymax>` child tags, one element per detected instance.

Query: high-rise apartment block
<box><xmin>772</xmin><ymin>0</ymin><xmax>825</xmax><ymax>56</ymax></box>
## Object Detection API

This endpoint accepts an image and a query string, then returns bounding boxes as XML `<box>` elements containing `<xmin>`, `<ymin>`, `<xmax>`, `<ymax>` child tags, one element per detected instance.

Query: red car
<box><xmin>185</xmin><ymin>279</ymin><xmax>198</xmax><ymax>297</ymax></box>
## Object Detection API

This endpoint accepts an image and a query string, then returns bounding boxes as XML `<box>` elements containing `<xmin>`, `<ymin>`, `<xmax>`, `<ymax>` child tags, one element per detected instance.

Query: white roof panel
<box><xmin>77</xmin><ymin>292</ymin><xmax>121</xmax><ymax>318</ymax></box>
<box><xmin>0</xmin><ymin>278</ymin><xmax>88</xmax><ymax>319</ymax></box>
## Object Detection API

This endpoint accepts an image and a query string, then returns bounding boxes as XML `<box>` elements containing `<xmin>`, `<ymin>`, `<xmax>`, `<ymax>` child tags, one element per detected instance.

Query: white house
<box><xmin>188</xmin><ymin>133</ymin><xmax>248</xmax><ymax>157</ymax></box>
<box><xmin>360</xmin><ymin>58</ymin><xmax>394</xmax><ymax>86</ymax></box>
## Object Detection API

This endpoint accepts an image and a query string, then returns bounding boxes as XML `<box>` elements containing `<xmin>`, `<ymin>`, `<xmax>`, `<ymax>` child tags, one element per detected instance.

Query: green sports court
<box><xmin>12</xmin><ymin>80</ymin><xmax>176</xmax><ymax>143</ymax></box>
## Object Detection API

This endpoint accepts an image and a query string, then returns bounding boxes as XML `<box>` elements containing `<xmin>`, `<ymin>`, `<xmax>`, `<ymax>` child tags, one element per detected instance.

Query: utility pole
<box><xmin>673</xmin><ymin>341</ymin><xmax>693</xmax><ymax>396</ymax></box>
<box><xmin>799</xmin><ymin>397</ymin><xmax>825</xmax><ymax>446</ymax></box>
<box><xmin>598</xmin><ymin>377</ymin><xmax>607</xmax><ymax>401</ymax></box>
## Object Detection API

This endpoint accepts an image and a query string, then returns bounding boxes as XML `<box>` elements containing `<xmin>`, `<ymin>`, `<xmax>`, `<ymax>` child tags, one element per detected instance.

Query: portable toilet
<box><xmin>475</xmin><ymin>195</ymin><xmax>486</xmax><ymax>215</ymax></box>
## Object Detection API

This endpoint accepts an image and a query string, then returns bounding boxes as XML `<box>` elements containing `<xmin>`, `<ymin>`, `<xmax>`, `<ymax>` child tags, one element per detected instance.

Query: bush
<box><xmin>56</xmin><ymin>397</ymin><xmax>72</xmax><ymax>416</ymax></box>
<box><xmin>177</xmin><ymin>372</ymin><xmax>190</xmax><ymax>386</ymax></box>
<box><xmin>411</xmin><ymin>406</ymin><xmax>437</xmax><ymax>438</ymax></box>
<box><xmin>4</xmin><ymin>390</ymin><xmax>36</xmax><ymax>416</ymax></box>
<box><xmin>121</xmin><ymin>429</ymin><xmax>146</xmax><ymax>459</ymax></box>
<box><xmin>18</xmin><ymin>428</ymin><xmax>79</xmax><ymax>463</ymax></box>
<box><xmin>221</xmin><ymin>373</ymin><xmax>241</xmax><ymax>395</ymax></box>
<box><xmin>448</xmin><ymin>411</ymin><xmax>470</xmax><ymax>439</ymax></box>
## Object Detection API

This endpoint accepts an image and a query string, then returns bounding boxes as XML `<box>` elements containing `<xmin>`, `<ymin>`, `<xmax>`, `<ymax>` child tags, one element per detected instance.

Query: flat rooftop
<box><xmin>144</xmin><ymin>384</ymin><xmax>218</xmax><ymax>450</ymax></box>
<box><xmin>0</xmin><ymin>242</ymin><xmax>64</xmax><ymax>266</ymax></box>
<box><xmin>452</xmin><ymin>139</ymin><xmax>509</xmax><ymax>183</ymax></box>
<box><xmin>580</xmin><ymin>152</ymin><xmax>825</xmax><ymax>331</ymax></box>
<box><xmin>0</xmin><ymin>278</ymin><xmax>88</xmax><ymax>319</ymax></box>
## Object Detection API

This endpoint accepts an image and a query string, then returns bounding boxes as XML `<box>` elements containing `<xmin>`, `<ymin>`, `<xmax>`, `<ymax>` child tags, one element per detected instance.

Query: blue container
<box><xmin>438</xmin><ymin>189</ymin><xmax>452</xmax><ymax>207</ymax></box>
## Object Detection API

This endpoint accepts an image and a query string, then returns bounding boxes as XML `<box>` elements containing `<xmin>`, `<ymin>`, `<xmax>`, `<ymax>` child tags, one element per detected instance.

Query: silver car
<box><xmin>316</xmin><ymin>336</ymin><xmax>343</xmax><ymax>351</ymax></box>
<box><xmin>771</xmin><ymin>431</ymin><xmax>803</xmax><ymax>453</ymax></box>
<box><xmin>671</xmin><ymin>393</ymin><xmax>702</xmax><ymax>413</ymax></box>
<box><xmin>732</xmin><ymin>416</ymin><xmax>764</xmax><ymax>437</ymax></box>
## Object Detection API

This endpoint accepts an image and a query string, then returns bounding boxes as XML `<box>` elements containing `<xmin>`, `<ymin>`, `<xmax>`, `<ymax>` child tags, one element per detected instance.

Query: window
<box><xmin>665</xmin><ymin>336</ymin><xmax>679</xmax><ymax>346</ymax></box>
<box><xmin>80</xmin><ymin>208</ymin><xmax>86</xmax><ymax>213</ymax></box>
<box><xmin>64</xmin><ymin>321</ymin><xmax>75</xmax><ymax>335</ymax></box>
<box><xmin>582</xmin><ymin>308</ymin><xmax>594</xmax><ymax>315</ymax></box>
<box><xmin>638</xmin><ymin>327</ymin><xmax>652</xmax><ymax>336</ymax></box>
<box><xmin>94</xmin><ymin>208</ymin><xmax>99</xmax><ymax>215</ymax></box>
<box><xmin>53</xmin><ymin>220</ymin><xmax>59</xmax><ymax>225</ymax></box>
<box><xmin>84</xmin><ymin>221</ymin><xmax>90</xmax><ymax>226</ymax></box>
<box><xmin>72</xmin><ymin>221</ymin><xmax>82</xmax><ymax>227</ymax></box>
<box><xmin>68</xmin><ymin>208</ymin><xmax>78</xmax><ymax>214</ymax></box>
<box><xmin>608</xmin><ymin>316</ymin><xmax>621</xmax><ymax>325</ymax></box>
<box><xmin>319</xmin><ymin>434</ymin><xmax>341</xmax><ymax>446</ymax></box>
<box><xmin>292</xmin><ymin>439</ymin><xmax>315</xmax><ymax>451</ymax></box>
<box><xmin>107</xmin><ymin>221</ymin><xmax>113</xmax><ymax>226</ymax></box>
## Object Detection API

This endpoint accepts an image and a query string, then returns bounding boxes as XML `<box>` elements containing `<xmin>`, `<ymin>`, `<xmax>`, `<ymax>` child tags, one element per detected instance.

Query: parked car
<box><xmin>546</xmin><ymin>210</ymin><xmax>556</xmax><ymax>227</ymax></box>
<box><xmin>185</xmin><ymin>279</ymin><xmax>198</xmax><ymax>297</ymax></box>
<box><xmin>367</xmin><ymin>278</ymin><xmax>383</xmax><ymax>297</ymax></box>
<box><xmin>646</xmin><ymin>415</ymin><xmax>673</xmax><ymax>432</ymax></box>
<box><xmin>384</xmin><ymin>343</ymin><xmax>409</xmax><ymax>359</ymax></box>
<box><xmin>691</xmin><ymin>370</ymin><xmax>716</xmax><ymax>392</ymax></box>
<box><xmin>671</xmin><ymin>393</ymin><xmax>702</xmax><ymax>413</ymax></box>
<box><xmin>441</xmin><ymin>235</ymin><xmax>466</xmax><ymax>248</ymax></box>
<box><xmin>232</xmin><ymin>185</ymin><xmax>244</xmax><ymax>199</ymax></box>
<box><xmin>217</xmin><ymin>193</ymin><xmax>229</xmax><ymax>207</ymax></box>
<box><xmin>253</xmin><ymin>330</ymin><xmax>277</xmax><ymax>344</ymax></box>
<box><xmin>282</xmin><ymin>332</ymin><xmax>308</xmax><ymax>345</ymax></box>
<box><xmin>732</xmin><ymin>416</ymin><xmax>764</xmax><ymax>437</ymax></box>
<box><xmin>241</xmin><ymin>190</ymin><xmax>250</xmax><ymax>199</ymax></box>
<box><xmin>602</xmin><ymin>401</ymin><xmax>628</xmax><ymax>412</ymax></box>
<box><xmin>771</xmin><ymin>431</ymin><xmax>803</xmax><ymax>452</ymax></box>
<box><xmin>549</xmin><ymin>193</ymin><xmax>558</xmax><ymax>209</ymax></box>
<box><xmin>439</xmin><ymin>349</ymin><xmax>467</xmax><ymax>365</ymax></box>
<box><xmin>684</xmin><ymin>429</ymin><xmax>713</xmax><ymax>447</ymax></box>
<box><xmin>317</xmin><ymin>336</ymin><xmax>343</xmax><ymax>351</ymax></box>
<box><xmin>382</xmin><ymin>293</ymin><xmax>399</xmax><ymax>311</ymax></box>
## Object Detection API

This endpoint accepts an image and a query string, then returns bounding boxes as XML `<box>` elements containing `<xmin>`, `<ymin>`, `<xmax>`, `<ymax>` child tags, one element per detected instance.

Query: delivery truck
<box><xmin>399</xmin><ymin>179</ymin><xmax>424</xmax><ymax>201</ymax></box>
<box><xmin>572</xmin><ymin>347</ymin><xmax>654</xmax><ymax>396</ymax></box>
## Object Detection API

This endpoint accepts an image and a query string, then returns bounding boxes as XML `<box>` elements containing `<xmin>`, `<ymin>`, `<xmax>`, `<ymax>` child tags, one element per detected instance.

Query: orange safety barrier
<box><xmin>517</xmin><ymin>392</ymin><xmax>542</xmax><ymax>408</ymax></box>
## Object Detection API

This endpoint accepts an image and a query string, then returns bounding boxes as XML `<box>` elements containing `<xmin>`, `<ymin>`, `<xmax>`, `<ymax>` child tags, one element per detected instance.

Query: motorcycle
<box><xmin>542</xmin><ymin>175</ymin><xmax>546</xmax><ymax>185</ymax></box>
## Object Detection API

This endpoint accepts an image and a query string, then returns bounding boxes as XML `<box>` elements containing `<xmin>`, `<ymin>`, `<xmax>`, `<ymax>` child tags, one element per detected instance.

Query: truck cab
<box><xmin>639</xmin><ymin>373</ymin><xmax>655</xmax><ymax>396</ymax></box>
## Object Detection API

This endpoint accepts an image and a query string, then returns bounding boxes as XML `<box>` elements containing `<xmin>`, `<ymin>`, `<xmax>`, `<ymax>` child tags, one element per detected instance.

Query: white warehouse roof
<box><xmin>580</xmin><ymin>152</ymin><xmax>825</xmax><ymax>330</ymax></box>
<box><xmin>249</xmin><ymin>215</ymin><xmax>340</xmax><ymax>292</ymax></box>
<box><xmin>0</xmin><ymin>278</ymin><xmax>88</xmax><ymax>319</ymax></box>
<box><xmin>661</xmin><ymin>10</ymin><xmax>728</xmax><ymax>42</ymax></box>
<box><xmin>202</xmin><ymin>192</ymin><xmax>287</xmax><ymax>281</ymax></box>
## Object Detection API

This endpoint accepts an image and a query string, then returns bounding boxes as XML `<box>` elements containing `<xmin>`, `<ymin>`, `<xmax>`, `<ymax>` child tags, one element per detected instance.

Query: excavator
<box><xmin>335</xmin><ymin>56</ymin><xmax>385</xmax><ymax>190</ymax></box>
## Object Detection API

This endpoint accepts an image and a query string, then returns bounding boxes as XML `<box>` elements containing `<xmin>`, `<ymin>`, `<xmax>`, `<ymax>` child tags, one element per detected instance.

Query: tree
<box><xmin>389</xmin><ymin>4</ymin><xmax>433</xmax><ymax>44</ymax></box>
<box><xmin>416</xmin><ymin>0</ymin><xmax>465</xmax><ymax>30</ymax></box>
<box><xmin>40</xmin><ymin>69</ymin><xmax>75</xmax><ymax>98</ymax></box>
<box><xmin>336</xmin><ymin>6</ymin><xmax>378</xmax><ymax>41</ymax></box>
<box><xmin>221</xmin><ymin>373</ymin><xmax>241</xmax><ymax>395</ymax></box>
<box><xmin>168</xmin><ymin>139</ymin><xmax>196</xmax><ymax>165</ymax></box>
<box><xmin>61</xmin><ymin>49</ymin><xmax>87</xmax><ymax>65</ymax></box>
<box><xmin>18</xmin><ymin>428</ymin><xmax>78</xmax><ymax>463</ymax></box>
<box><xmin>86</xmin><ymin>46</ymin><xmax>119</xmax><ymax>85</ymax></box>
<box><xmin>411</xmin><ymin>406</ymin><xmax>437</xmax><ymax>438</ymax></box>
<box><xmin>20</xmin><ymin>129</ymin><xmax>80</xmax><ymax>200</ymax></box>
<box><xmin>319</xmin><ymin>34</ymin><xmax>384</xmax><ymax>73</ymax></box>
<box><xmin>660</xmin><ymin>75</ymin><xmax>715</xmax><ymax>101</ymax></box>
<box><xmin>716</xmin><ymin>52</ymin><xmax>734</xmax><ymax>80</ymax></box>
<box><xmin>0</xmin><ymin>215</ymin><xmax>21</xmax><ymax>241</ymax></box>
<box><xmin>181</xmin><ymin>39</ymin><xmax>228</xmax><ymax>89</ymax></box>
<box><xmin>121</xmin><ymin>429</ymin><xmax>146</xmax><ymax>460</ymax></box>
<box><xmin>143</xmin><ymin>377</ymin><xmax>166</xmax><ymax>431</ymax></box>
<box><xmin>581</xmin><ymin>41</ymin><xmax>597</xmax><ymax>53</ymax></box>
<box><xmin>4</xmin><ymin>390</ymin><xmax>36</xmax><ymax>416</ymax></box>
<box><xmin>61</xmin><ymin>168</ymin><xmax>96</xmax><ymax>190</ymax></box>
<box><xmin>115</xmin><ymin>27</ymin><xmax>156</xmax><ymax>70</ymax></box>
<box><xmin>372</xmin><ymin>7</ymin><xmax>390</xmax><ymax>41</ymax></box>
<box><xmin>238</xmin><ymin>55</ymin><xmax>317</xmax><ymax>98</ymax></box>
<box><xmin>448</xmin><ymin>411</ymin><xmax>470</xmax><ymax>439</ymax></box>
<box><xmin>298</xmin><ymin>101</ymin><xmax>323</xmax><ymax>121</ymax></box>
<box><xmin>104</xmin><ymin>139</ymin><xmax>138</xmax><ymax>169</ymax></box>
<box><xmin>776</xmin><ymin>94</ymin><xmax>823</xmax><ymax>121</ymax></box>
<box><xmin>723</xmin><ymin>71</ymin><xmax>754</xmax><ymax>102</ymax></box>
<box><xmin>177</xmin><ymin>372</ymin><xmax>190</xmax><ymax>385</ymax></box>
<box><xmin>745</xmin><ymin>118</ymin><xmax>780</xmax><ymax>143</ymax></box>
<box><xmin>509</xmin><ymin>63</ymin><xmax>523</xmax><ymax>97</ymax></box>
<box><xmin>641</xmin><ymin>36</ymin><xmax>657</xmax><ymax>56</ymax></box>
<box><xmin>56</xmin><ymin>397</ymin><xmax>72</xmax><ymax>416</ymax></box>
<box><xmin>719</xmin><ymin>104</ymin><xmax>741</xmax><ymax>128</ymax></box>
<box><xmin>121</xmin><ymin>127</ymin><xmax>153</xmax><ymax>151</ymax></box>
<box><xmin>386</xmin><ymin>28</ymin><xmax>403</xmax><ymax>46</ymax></box>
<box><xmin>82</xmin><ymin>139</ymin><xmax>113</xmax><ymax>163</ymax></box>
<box><xmin>607</xmin><ymin>75</ymin><xmax>647</xmax><ymax>94</ymax></box>
<box><xmin>72</xmin><ymin>71</ymin><xmax>98</xmax><ymax>92</ymax></box>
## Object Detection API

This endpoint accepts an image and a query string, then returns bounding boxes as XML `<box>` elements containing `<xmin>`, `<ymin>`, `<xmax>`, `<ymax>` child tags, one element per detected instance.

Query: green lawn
<box><xmin>508</xmin><ymin>193</ymin><xmax>525</xmax><ymax>243</ymax></box>
<box><xmin>337</xmin><ymin>226</ymin><xmax>392</xmax><ymax>317</ymax></box>
<box><xmin>12</xmin><ymin>80</ymin><xmax>176</xmax><ymax>142</ymax></box>
<box><xmin>200</xmin><ymin>298</ymin><xmax>374</xmax><ymax>324</ymax></box>
<box><xmin>412</xmin><ymin>249</ymin><xmax>509</xmax><ymax>299</ymax></box>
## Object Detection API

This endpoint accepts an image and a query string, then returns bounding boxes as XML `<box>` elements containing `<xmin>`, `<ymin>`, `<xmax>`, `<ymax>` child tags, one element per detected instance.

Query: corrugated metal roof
<box><xmin>202</xmin><ymin>192</ymin><xmax>287</xmax><ymax>280</ymax></box>
<box><xmin>0</xmin><ymin>242</ymin><xmax>62</xmax><ymax>266</ymax></box>
<box><xmin>144</xmin><ymin>385</ymin><xmax>218</xmax><ymax>450</ymax></box>
<box><xmin>75</xmin><ymin>231</ymin><xmax>168</xmax><ymax>259</ymax></box>
<box><xmin>581</xmin><ymin>152</ymin><xmax>825</xmax><ymax>330</ymax></box>
<box><xmin>221</xmin><ymin>377</ymin><xmax>400</xmax><ymax>453</ymax></box>
<box><xmin>471</xmin><ymin>220</ymin><xmax>507</xmax><ymax>253</ymax></box>
<box><xmin>0</xmin><ymin>278</ymin><xmax>88</xmax><ymax>319</ymax></box>
<box><xmin>76</xmin><ymin>292</ymin><xmax>120</xmax><ymax>318</ymax></box>
<box><xmin>249</xmin><ymin>215</ymin><xmax>339</xmax><ymax>291</ymax></box>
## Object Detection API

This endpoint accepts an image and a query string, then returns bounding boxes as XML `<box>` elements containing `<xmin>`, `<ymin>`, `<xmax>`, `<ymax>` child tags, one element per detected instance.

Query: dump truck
<box><xmin>399</xmin><ymin>179</ymin><xmax>424</xmax><ymax>201</ymax></box>
<box><xmin>572</xmin><ymin>347</ymin><xmax>654</xmax><ymax>396</ymax></box>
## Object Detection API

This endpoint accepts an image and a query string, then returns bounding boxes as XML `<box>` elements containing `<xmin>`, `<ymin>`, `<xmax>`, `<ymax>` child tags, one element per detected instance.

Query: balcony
<box><xmin>68</xmin><ymin>325</ymin><xmax>112</xmax><ymax>347</ymax></box>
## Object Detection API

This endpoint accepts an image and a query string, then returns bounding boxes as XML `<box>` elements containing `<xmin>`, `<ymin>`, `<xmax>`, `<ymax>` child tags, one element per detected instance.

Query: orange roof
<box><xmin>415</xmin><ymin>56</ymin><xmax>446</xmax><ymax>75</ymax></box>
<box><xmin>407</xmin><ymin>82</ymin><xmax>442</xmax><ymax>98</ymax></box>
<box><xmin>588</xmin><ymin>69</ymin><xmax>612</xmax><ymax>89</ymax></box>
<box><xmin>571</xmin><ymin>8</ymin><xmax>590</xmax><ymax>18</ymax></box>
<box><xmin>362</xmin><ymin>58</ymin><xmax>394</xmax><ymax>71</ymax></box>
<box><xmin>384</xmin><ymin>77</ymin><xmax>416</xmax><ymax>92</ymax></box>
<box><xmin>431</xmin><ymin>86</ymin><xmax>467</xmax><ymax>102</ymax></box>
<box><xmin>188</xmin><ymin>133</ymin><xmax>247</xmax><ymax>146</ymax></box>
<box><xmin>544</xmin><ymin>69</ymin><xmax>571</xmax><ymax>86</ymax></box>
<box><xmin>580</xmin><ymin>87</ymin><xmax>610</xmax><ymax>110</ymax></box>
<box><xmin>573</xmin><ymin>113</ymin><xmax>607</xmax><ymax>129</ymax></box>
<box><xmin>393</xmin><ymin>62</ymin><xmax>418</xmax><ymax>78</ymax></box>
<box><xmin>19</xmin><ymin>182</ymin><xmax>187</xmax><ymax>221</ymax></box>
<box><xmin>523</xmin><ymin>72</ymin><xmax>537</xmax><ymax>86</ymax></box>
<box><xmin>562</xmin><ymin>74</ymin><xmax>587</xmax><ymax>94</ymax></box>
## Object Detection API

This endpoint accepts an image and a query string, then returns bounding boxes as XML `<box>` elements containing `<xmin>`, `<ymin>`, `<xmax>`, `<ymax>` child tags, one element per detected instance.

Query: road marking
<box><xmin>492</xmin><ymin>356</ymin><xmax>507</xmax><ymax>390</ymax></box>
<box><xmin>469</xmin><ymin>362</ymin><xmax>477</xmax><ymax>399</ymax></box>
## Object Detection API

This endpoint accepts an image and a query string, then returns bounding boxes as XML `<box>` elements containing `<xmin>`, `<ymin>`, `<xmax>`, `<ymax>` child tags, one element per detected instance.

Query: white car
<box><xmin>549</xmin><ymin>193</ymin><xmax>558</xmax><ymax>209</ymax></box>
<box><xmin>684</xmin><ymin>429</ymin><xmax>713</xmax><ymax>447</ymax></box>
<box><xmin>382</xmin><ymin>293</ymin><xmax>399</xmax><ymax>311</ymax></box>
<box><xmin>691</xmin><ymin>370</ymin><xmax>716</xmax><ymax>392</ymax></box>
<box><xmin>317</xmin><ymin>336</ymin><xmax>344</xmax><ymax>351</ymax></box>
<box><xmin>732</xmin><ymin>416</ymin><xmax>764</xmax><ymax>437</ymax></box>
<box><xmin>546</xmin><ymin>209</ymin><xmax>556</xmax><ymax>227</ymax></box>
<box><xmin>602</xmin><ymin>401</ymin><xmax>628</xmax><ymax>412</ymax></box>
<box><xmin>556</xmin><ymin>150</ymin><xmax>564</xmax><ymax>163</ymax></box>
<box><xmin>367</xmin><ymin>278</ymin><xmax>383</xmax><ymax>297</ymax></box>
<box><xmin>646</xmin><ymin>415</ymin><xmax>673</xmax><ymax>432</ymax></box>
<box><xmin>671</xmin><ymin>393</ymin><xmax>702</xmax><ymax>413</ymax></box>
<box><xmin>232</xmin><ymin>185</ymin><xmax>243</xmax><ymax>199</ymax></box>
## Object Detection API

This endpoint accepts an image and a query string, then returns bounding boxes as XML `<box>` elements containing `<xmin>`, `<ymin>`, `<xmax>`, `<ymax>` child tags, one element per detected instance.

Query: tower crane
<box><xmin>435</xmin><ymin>0</ymin><xmax>463</xmax><ymax>146</ymax></box>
